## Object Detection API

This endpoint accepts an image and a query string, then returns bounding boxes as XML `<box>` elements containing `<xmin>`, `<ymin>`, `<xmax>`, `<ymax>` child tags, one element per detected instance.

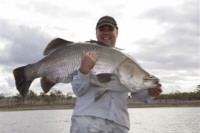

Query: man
<box><xmin>70</xmin><ymin>16</ymin><xmax>162</xmax><ymax>133</ymax></box>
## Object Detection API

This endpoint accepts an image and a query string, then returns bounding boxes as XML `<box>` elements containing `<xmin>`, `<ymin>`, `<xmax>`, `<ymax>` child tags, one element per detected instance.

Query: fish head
<box><xmin>116</xmin><ymin>59</ymin><xmax>161</xmax><ymax>90</ymax></box>
<box><xmin>142</xmin><ymin>74</ymin><xmax>161</xmax><ymax>89</ymax></box>
<box><xmin>116</xmin><ymin>59</ymin><xmax>146</xmax><ymax>88</ymax></box>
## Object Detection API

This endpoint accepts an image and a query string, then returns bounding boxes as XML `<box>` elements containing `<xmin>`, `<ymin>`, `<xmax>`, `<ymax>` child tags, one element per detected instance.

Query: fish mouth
<box><xmin>154</xmin><ymin>79</ymin><xmax>162</xmax><ymax>87</ymax></box>
<box><xmin>154</xmin><ymin>79</ymin><xmax>160</xmax><ymax>84</ymax></box>
<box><xmin>157</xmin><ymin>83</ymin><xmax>162</xmax><ymax>87</ymax></box>
<box><xmin>144</xmin><ymin>78</ymin><xmax>161</xmax><ymax>88</ymax></box>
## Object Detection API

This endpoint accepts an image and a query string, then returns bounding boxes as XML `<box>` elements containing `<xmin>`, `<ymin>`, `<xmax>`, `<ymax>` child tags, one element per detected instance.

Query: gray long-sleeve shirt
<box><xmin>71</xmin><ymin>71</ymin><xmax>154</xmax><ymax>129</ymax></box>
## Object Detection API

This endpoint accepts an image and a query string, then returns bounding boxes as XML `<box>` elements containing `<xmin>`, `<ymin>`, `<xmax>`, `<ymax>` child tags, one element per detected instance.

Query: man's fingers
<box><xmin>148</xmin><ymin>89</ymin><xmax>156</xmax><ymax>97</ymax></box>
<box><xmin>86</xmin><ymin>51</ymin><xmax>98</xmax><ymax>61</ymax></box>
<box><xmin>80</xmin><ymin>51</ymin><xmax>98</xmax><ymax>74</ymax></box>
<box><xmin>148</xmin><ymin>87</ymin><xmax>162</xmax><ymax>97</ymax></box>
<box><xmin>157</xmin><ymin>87</ymin><xmax>162</xmax><ymax>93</ymax></box>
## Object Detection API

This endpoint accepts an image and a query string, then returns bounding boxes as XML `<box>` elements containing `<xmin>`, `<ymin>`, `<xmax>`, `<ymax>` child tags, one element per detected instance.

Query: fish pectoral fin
<box><xmin>41</xmin><ymin>77</ymin><xmax>56</xmax><ymax>93</ymax></box>
<box><xmin>43</xmin><ymin>38</ymin><xmax>74</xmax><ymax>56</ymax></box>
<box><xmin>96</xmin><ymin>73</ymin><xmax>117</xmax><ymax>83</ymax></box>
<box><xmin>95</xmin><ymin>88</ymin><xmax>109</xmax><ymax>102</ymax></box>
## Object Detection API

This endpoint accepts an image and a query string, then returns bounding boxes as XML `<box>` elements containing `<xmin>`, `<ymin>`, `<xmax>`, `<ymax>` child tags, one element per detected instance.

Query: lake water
<box><xmin>0</xmin><ymin>107</ymin><xmax>199</xmax><ymax>133</ymax></box>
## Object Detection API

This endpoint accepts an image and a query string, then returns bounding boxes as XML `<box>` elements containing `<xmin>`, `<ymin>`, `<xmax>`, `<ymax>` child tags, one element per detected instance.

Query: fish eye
<box><xmin>143</xmin><ymin>75</ymin><xmax>155</xmax><ymax>81</ymax></box>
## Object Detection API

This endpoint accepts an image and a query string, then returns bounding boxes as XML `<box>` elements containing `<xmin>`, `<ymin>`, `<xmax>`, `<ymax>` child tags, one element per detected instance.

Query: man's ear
<box><xmin>96</xmin><ymin>30</ymin><xmax>98</xmax><ymax>38</ymax></box>
<box><xmin>116</xmin><ymin>30</ymin><xmax>119</xmax><ymax>37</ymax></box>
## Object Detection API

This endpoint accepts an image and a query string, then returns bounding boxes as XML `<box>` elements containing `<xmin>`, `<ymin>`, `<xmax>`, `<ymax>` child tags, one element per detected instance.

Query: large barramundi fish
<box><xmin>13</xmin><ymin>38</ymin><xmax>161</xmax><ymax>101</ymax></box>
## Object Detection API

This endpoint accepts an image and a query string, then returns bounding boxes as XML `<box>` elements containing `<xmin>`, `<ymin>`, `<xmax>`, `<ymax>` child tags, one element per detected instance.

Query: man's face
<box><xmin>96</xmin><ymin>25</ymin><xmax>118</xmax><ymax>47</ymax></box>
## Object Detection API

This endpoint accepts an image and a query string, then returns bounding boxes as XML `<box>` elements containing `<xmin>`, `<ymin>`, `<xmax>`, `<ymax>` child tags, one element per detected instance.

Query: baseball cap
<box><xmin>96</xmin><ymin>16</ymin><xmax>118</xmax><ymax>29</ymax></box>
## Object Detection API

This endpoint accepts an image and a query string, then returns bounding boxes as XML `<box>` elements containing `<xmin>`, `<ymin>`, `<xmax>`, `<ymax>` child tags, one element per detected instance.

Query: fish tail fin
<box><xmin>94</xmin><ymin>88</ymin><xmax>109</xmax><ymax>102</ymax></box>
<box><xmin>41</xmin><ymin>77</ymin><xmax>55</xmax><ymax>93</ymax></box>
<box><xmin>13</xmin><ymin>66</ymin><xmax>33</xmax><ymax>97</ymax></box>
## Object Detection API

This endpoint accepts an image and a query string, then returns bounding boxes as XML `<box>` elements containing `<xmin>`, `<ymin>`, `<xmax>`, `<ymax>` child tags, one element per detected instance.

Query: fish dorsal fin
<box><xmin>86</xmin><ymin>40</ymin><xmax>109</xmax><ymax>47</ymax></box>
<box><xmin>113</xmin><ymin>47</ymin><xmax>124</xmax><ymax>51</ymax></box>
<box><xmin>86</xmin><ymin>40</ymin><xmax>123</xmax><ymax>50</ymax></box>
<box><xmin>43</xmin><ymin>38</ymin><xmax>73</xmax><ymax>56</ymax></box>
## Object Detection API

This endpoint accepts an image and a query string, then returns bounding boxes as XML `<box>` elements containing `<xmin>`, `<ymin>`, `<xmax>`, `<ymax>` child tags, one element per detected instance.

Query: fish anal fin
<box><xmin>96</xmin><ymin>73</ymin><xmax>116</xmax><ymax>83</ymax></box>
<box><xmin>43</xmin><ymin>38</ymin><xmax>73</xmax><ymax>56</ymax></box>
<box><xmin>41</xmin><ymin>77</ymin><xmax>56</xmax><ymax>93</ymax></box>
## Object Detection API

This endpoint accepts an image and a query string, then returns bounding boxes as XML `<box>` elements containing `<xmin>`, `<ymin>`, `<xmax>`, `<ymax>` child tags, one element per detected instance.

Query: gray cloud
<box><xmin>134</xmin><ymin>0</ymin><xmax>199</xmax><ymax>70</ymax></box>
<box><xmin>18</xmin><ymin>1</ymin><xmax>91</xmax><ymax>19</ymax></box>
<box><xmin>0</xmin><ymin>20</ymin><xmax>51</xmax><ymax>65</ymax></box>
<box><xmin>141</xmin><ymin>0</ymin><xmax>199</xmax><ymax>26</ymax></box>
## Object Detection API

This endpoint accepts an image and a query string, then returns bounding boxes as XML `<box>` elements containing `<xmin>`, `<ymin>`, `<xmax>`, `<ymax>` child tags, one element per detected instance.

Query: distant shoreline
<box><xmin>1</xmin><ymin>100</ymin><xmax>199</xmax><ymax>111</ymax></box>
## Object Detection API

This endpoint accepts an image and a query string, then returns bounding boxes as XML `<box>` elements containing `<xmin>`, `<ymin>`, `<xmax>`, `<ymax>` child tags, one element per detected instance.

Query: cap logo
<box><xmin>99</xmin><ymin>18</ymin><xmax>115</xmax><ymax>24</ymax></box>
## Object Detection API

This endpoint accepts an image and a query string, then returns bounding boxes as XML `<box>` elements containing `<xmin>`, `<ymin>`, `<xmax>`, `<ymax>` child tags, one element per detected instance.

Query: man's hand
<box><xmin>79</xmin><ymin>51</ymin><xmax>98</xmax><ymax>74</ymax></box>
<box><xmin>148</xmin><ymin>87</ymin><xmax>162</xmax><ymax>97</ymax></box>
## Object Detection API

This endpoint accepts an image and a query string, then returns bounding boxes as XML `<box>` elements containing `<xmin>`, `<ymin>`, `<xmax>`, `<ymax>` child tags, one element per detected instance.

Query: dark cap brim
<box><xmin>96</xmin><ymin>23</ymin><xmax>117</xmax><ymax>29</ymax></box>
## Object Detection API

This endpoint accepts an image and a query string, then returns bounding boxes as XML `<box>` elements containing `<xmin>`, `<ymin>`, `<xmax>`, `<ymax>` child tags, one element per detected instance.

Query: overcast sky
<box><xmin>0</xmin><ymin>0</ymin><xmax>199</xmax><ymax>96</ymax></box>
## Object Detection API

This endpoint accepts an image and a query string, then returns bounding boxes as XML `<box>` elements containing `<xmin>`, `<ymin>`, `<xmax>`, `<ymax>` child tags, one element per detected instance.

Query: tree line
<box><xmin>155</xmin><ymin>90</ymin><xmax>200</xmax><ymax>101</ymax></box>
<box><xmin>0</xmin><ymin>89</ymin><xmax>200</xmax><ymax>104</ymax></box>
<box><xmin>0</xmin><ymin>90</ymin><xmax>75</xmax><ymax>107</ymax></box>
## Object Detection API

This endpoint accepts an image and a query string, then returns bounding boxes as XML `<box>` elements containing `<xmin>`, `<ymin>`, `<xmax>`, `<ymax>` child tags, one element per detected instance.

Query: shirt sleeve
<box><xmin>71</xmin><ymin>71</ymin><xmax>91</xmax><ymax>97</ymax></box>
<box><xmin>131</xmin><ymin>90</ymin><xmax>155</xmax><ymax>103</ymax></box>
